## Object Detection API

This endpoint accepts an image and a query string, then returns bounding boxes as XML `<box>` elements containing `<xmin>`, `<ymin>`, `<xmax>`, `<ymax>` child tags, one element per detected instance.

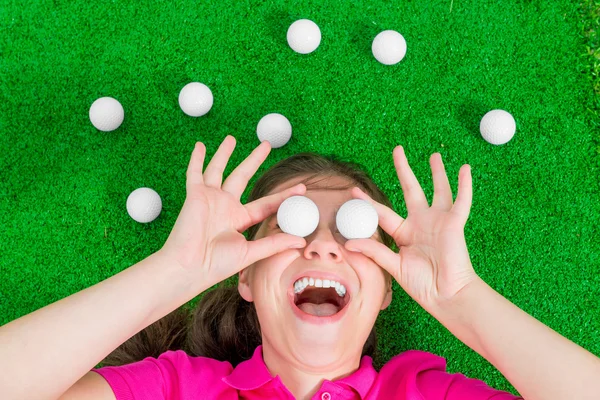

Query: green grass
<box><xmin>1</xmin><ymin>0</ymin><xmax>599</xmax><ymax>396</ymax></box>
<box><xmin>581</xmin><ymin>0</ymin><xmax>600</xmax><ymax>145</ymax></box>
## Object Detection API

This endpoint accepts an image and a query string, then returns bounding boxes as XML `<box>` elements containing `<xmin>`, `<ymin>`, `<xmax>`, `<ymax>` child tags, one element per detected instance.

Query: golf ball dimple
<box><xmin>126</xmin><ymin>187</ymin><xmax>162</xmax><ymax>223</ymax></box>
<box><xmin>287</xmin><ymin>19</ymin><xmax>321</xmax><ymax>54</ymax></box>
<box><xmin>257</xmin><ymin>113</ymin><xmax>292</xmax><ymax>148</ymax></box>
<box><xmin>372</xmin><ymin>30</ymin><xmax>407</xmax><ymax>65</ymax></box>
<box><xmin>480</xmin><ymin>109</ymin><xmax>516</xmax><ymax>145</ymax></box>
<box><xmin>89</xmin><ymin>97</ymin><xmax>124</xmax><ymax>132</ymax></box>
<box><xmin>336</xmin><ymin>199</ymin><xmax>379</xmax><ymax>240</ymax></box>
<box><xmin>277</xmin><ymin>196</ymin><xmax>319</xmax><ymax>237</ymax></box>
<box><xmin>179</xmin><ymin>82</ymin><xmax>214</xmax><ymax>117</ymax></box>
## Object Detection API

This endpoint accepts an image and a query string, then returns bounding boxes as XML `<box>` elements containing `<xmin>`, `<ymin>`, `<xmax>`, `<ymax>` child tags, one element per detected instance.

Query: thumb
<box><xmin>243</xmin><ymin>233</ymin><xmax>306</xmax><ymax>266</ymax></box>
<box><xmin>345</xmin><ymin>239</ymin><xmax>401</xmax><ymax>280</ymax></box>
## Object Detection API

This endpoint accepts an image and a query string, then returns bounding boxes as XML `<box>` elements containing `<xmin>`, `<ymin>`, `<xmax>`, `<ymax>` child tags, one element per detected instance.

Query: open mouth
<box><xmin>289</xmin><ymin>277</ymin><xmax>350</xmax><ymax>323</ymax></box>
<box><xmin>294</xmin><ymin>286</ymin><xmax>349</xmax><ymax>317</ymax></box>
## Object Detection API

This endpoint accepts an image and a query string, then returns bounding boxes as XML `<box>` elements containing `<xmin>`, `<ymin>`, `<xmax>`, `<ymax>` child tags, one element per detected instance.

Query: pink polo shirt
<box><xmin>92</xmin><ymin>345</ymin><xmax>522</xmax><ymax>399</ymax></box>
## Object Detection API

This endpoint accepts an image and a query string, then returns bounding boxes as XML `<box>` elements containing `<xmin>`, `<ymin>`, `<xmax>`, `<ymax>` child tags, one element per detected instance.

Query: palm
<box><xmin>160</xmin><ymin>137</ymin><xmax>307</xmax><ymax>293</ymax></box>
<box><xmin>348</xmin><ymin>146</ymin><xmax>478</xmax><ymax>311</ymax></box>
<box><xmin>174</xmin><ymin>188</ymin><xmax>254</xmax><ymax>285</ymax></box>
<box><xmin>395</xmin><ymin>207</ymin><xmax>474</xmax><ymax>308</ymax></box>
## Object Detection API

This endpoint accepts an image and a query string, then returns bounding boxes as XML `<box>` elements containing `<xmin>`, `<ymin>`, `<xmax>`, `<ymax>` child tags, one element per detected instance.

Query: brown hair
<box><xmin>101</xmin><ymin>152</ymin><xmax>397</xmax><ymax>369</ymax></box>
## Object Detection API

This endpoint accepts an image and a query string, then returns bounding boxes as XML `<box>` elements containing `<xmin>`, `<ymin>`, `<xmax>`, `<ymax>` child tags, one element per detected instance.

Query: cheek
<box><xmin>248</xmin><ymin>250</ymin><xmax>301</xmax><ymax>297</ymax></box>
<box><xmin>252</xmin><ymin>250</ymin><xmax>297</xmax><ymax>276</ymax></box>
<box><xmin>351</xmin><ymin>254</ymin><xmax>388</xmax><ymax>295</ymax></box>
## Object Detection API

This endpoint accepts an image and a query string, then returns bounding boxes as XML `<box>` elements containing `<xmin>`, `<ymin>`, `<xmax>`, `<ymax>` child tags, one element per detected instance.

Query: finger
<box><xmin>243</xmin><ymin>233</ymin><xmax>306</xmax><ymax>267</ymax></box>
<box><xmin>351</xmin><ymin>186</ymin><xmax>407</xmax><ymax>245</ymax></box>
<box><xmin>430</xmin><ymin>153</ymin><xmax>453</xmax><ymax>211</ymax></box>
<box><xmin>345</xmin><ymin>239</ymin><xmax>401</xmax><ymax>282</ymax></box>
<box><xmin>393</xmin><ymin>146</ymin><xmax>429</xmax><ymax>213</ymax></box>
<box><xmin>204</xmin><ymin>135</ymin><xmax>236</xmax><ymax>188</ymax></box>
<box><xmin>451</xmin><ymin>164</ymin><xmax>473</xmax><ymax>225</ymax></box>
<box><xmin>222</xmin><ymin>140</ymin><xmax>271</xmax><ymax>200</ymax></box>
<box><xmin>237</xmin><ymin>183</ymin><xmax>307</xmax><ymax>232</ymax></box>
<box><xmin>186</xmin><ymin>142</ymin><xmax>206</xmax><ymax>195</ymax></box>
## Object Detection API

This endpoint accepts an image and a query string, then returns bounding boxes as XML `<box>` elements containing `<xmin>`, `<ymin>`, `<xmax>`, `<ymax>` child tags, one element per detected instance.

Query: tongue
<box><xmin>298</xmin><ymin>302</ymin><xmax>339</xmax><ymax>317</ymax></box>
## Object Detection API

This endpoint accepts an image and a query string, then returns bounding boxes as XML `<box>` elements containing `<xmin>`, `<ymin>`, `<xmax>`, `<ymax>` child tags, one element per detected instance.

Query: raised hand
<box><xmin>160</xmin><ymin>135</ymin><xmax>307</xmax><ymax>293</ymax></box>
<box><xmin>345</xmin><ymin>146</ymin><xmax>479</xmax><ymax>312</ymax></box>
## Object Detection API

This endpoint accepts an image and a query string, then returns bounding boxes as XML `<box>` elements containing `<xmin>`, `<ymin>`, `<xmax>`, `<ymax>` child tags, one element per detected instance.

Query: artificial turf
<box><xmin>1</xmin><ymin>0</ymin><xmax>599</xmax><ymax>396</ymax></box>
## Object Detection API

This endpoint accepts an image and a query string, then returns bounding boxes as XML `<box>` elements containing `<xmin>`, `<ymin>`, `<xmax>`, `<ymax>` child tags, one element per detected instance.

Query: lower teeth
<box><xmin>298</xmin><ymin>302</ymin><xmax>339</xmax><ymax>317</ymax></box>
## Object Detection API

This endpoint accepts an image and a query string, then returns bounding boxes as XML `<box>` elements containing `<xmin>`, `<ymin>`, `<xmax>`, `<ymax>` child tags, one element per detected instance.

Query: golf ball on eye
<box><xmin>480</xmin><ymin>109</ymin><xmax>516</xmax><ymax>145</ymax></box>
<box><xmin>126</xmin><ymin>187</ymin><xmax>162</xmax><ymax>223</ymax></box>
<box><xmin>277</xmin><ymin>196</ymin><xmax>319</xmax><ymax>237</ymax></box>
<box><xmin>179</xmin><ymin>82</ymin><xmax>213</xmax><ymax>117</ymax></box>
<box><xmin>257</xmin><ymin>113</ymin><xmax>292</xmax><ymax>148</ymax></box>
<box><xmin>287</xmin><ymin>19</ymin><xmax>321</xmax><ymax>54</ymax></box>
<box><xmin>372</xmin><ymin>30</ymin><xmax>407</xmax><ymax>65</ymax></box>
<box><xmin>89</xmin><ymin>97</ymin><xmax>124</xmax><ymax>131</ymax></box>
<box><xmin>336</xmin><ymin>199</ymin><xmax>379</xmax><ymax>240</ymax></box>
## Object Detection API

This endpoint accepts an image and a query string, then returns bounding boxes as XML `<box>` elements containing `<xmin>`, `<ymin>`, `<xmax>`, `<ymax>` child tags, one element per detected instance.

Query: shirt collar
<box><xmin>333</xmin><ymin>355</ymin><xmax>378</xmax><ymax>399</ymax></box>
<box><xmin>222</xmin><ymin>345</ymin><xmax>378</xmax><ymax>399</ymax></box>
<box><xmin>222</xmin><ymin>345</ymin><xmax>276</xmax><ymax>391</ymax></box>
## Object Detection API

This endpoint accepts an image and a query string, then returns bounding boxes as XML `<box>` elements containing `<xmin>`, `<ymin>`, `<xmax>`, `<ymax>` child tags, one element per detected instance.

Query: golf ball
<box><xmin>179</xmin><ymin>82</ymin><xmax>213</xmax><ymax>117</ymax></box>
<box><xmin>126</xmin><ymin>187</ymin><xmax>162</xmax><ymax>223</ymax></box>
<box><xmin>89</xmin><ymin>97</ymin><xmax>124</xmax><ymax>132</ymax></box>
<box><xmin>287</xmin><ymin>19</ymin><xmax>321</xmax><ymax>54</ymax></box>
<box><xmin>277</xmin><ymin>196</ymin><xmax>319</xmax><ymax>237</ymax></box>
<box><xmin>257</xmin><ymin>113</ymin><xmax>292</xmax><ymax>148</ymax></box>
<box><xmin>480</xmin><ymin>109</ymin><xmax>516</xmax><ymax>145</ymax></box>
<box><xmin>336</xmin><ymin>199</ymin><xmax>378</xmax><ymax>240</ymax></box>
<box><xmin>372</xmin><ymin>30</ymin><xmax>407</xmax><ymax>65</ymax></box>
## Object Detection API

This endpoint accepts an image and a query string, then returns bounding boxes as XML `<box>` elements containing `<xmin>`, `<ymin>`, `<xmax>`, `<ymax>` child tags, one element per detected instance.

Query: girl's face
<box><xmin>239</xmin><ymin>175</ymin><xmax>393</xmax><ymax>370</ymax></box>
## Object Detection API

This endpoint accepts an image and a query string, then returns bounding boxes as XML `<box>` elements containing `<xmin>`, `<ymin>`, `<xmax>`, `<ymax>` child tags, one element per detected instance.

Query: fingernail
<box><xmin>290</xmin><ymin>243</ymin><xmax>304</xmax><ymax>249</ymax></box>
<box><xmin>348</xmin><ymin>248</ymin><xmax>362</xmax><ymax>253</ymax></box>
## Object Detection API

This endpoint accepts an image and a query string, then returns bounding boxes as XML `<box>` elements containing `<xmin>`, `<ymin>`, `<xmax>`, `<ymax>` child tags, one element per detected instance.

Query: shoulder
<box><xmin>97</xmin><ymin>350</ymin><xmax>235</xmax><ymax>378</ymax></box>
<box><xmin>378</xmin><ymin>349</ymin><xmax>448</xmax><ymax>378</ymax></box>
<box><xmin>154</xmin><ymin>349</ymin><xmax>235</xmax><ymax>375</ymax></box>
<box><xmin>93</xmin><ymin>351</ymin><xmax>235</xmax><ymax>399</ymax></box>
<box><xmin>372</xmin><ymin>351</ymin><xmax>521</xmax><ymax>399</ymax></box>
<box><xmin>365</xmin><ymin>350</ymin><xmax>446</xmax><ymax>398</ymax></box>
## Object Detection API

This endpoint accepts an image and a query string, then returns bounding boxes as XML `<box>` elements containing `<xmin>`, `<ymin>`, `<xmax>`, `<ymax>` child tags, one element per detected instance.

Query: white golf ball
<box><xmin>89</xmin><ymin>97</ymin><xmax>124</xmax><ymax>132</ymax></box>
<box><xmin>287</xmin><ymin>19</ymin><xmax>321</xmax><ymax>54</ymax></box>
<box><xmin>179</xmin><ymin>82</ymin><xmax>213</xmax><ymax>117</ymax></box>
<box><xmin>372</xmin><ymin>30</ymin><xmax>407</xmax><ymax>65</ymax></box>
<box><xmin>480</xmin><ymin>109</ymin><xmax>516</xmax><ymax>145</ymax></box>
<box><xmin>336</xmin><ymin>199</ymin><xmax>379</xmax><ymax>240</ymax></box>
<box><xmin>126</xmin><ymin>187</ymin><xmax>162</xmax><ymax>223</ymax></box>
<box><xmin>257</xmin><ymin>113</ymin><xmax>292</xmax><ymax>148</ymax></box>
<box><xmin>277</xmin><ymin>196</ymin><xmax>319</xmax><ymax>237</ymax></box>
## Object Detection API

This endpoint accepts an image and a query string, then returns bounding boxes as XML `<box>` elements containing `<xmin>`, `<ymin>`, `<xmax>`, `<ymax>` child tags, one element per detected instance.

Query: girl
<box><xmin>1</xmin><ymin>135</ymin><xmax>599</xmax><ymax>400</ymax></box>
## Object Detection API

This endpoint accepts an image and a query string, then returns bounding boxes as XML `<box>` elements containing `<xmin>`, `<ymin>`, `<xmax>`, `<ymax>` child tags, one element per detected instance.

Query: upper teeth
<box><xmin>294</xmin><ymin>277</ymin><xmax>347</xmax><ymax>298</ymax></box>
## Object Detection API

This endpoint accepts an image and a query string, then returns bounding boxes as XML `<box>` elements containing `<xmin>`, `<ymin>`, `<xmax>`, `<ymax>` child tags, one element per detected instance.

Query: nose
<box><xmin>302</xmin><ymin>225</ymin><xmax>343</xmax><ymax>262</ymax></box>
